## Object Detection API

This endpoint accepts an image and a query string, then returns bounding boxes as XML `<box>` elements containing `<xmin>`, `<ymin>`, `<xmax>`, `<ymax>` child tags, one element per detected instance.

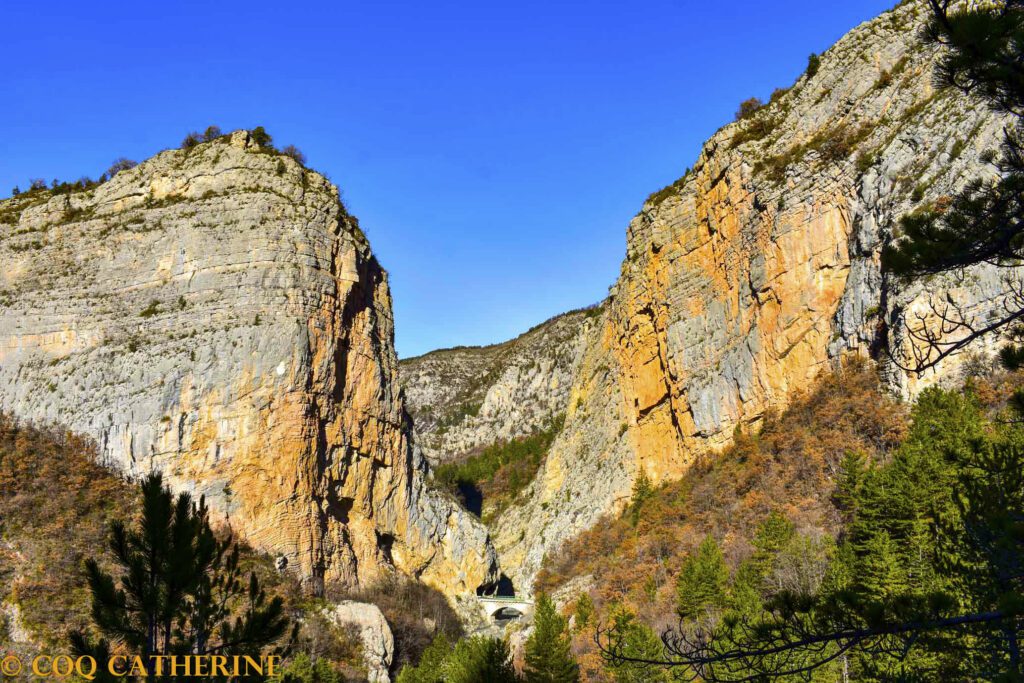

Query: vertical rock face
<box><xmin>0</xmin><ymin>131</ymin><xmax>497</xmax><ymax>597</ymax></box>
<box><xmin>406</xmin><ymin>0</ymin><xmax>1018</xmax><ymax>590</ymax></box>
<box><xmin>401</xmin><ymin>308</ymin><xmax>596</xmax><ymax>464</ymax></box>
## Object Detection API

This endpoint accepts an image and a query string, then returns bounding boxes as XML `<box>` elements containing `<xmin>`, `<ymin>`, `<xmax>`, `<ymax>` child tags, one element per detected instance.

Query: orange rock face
<box><xmin>493</xmin><ymin>0</ymin><xmax>1016</xmax><ymax>590</ymax></box>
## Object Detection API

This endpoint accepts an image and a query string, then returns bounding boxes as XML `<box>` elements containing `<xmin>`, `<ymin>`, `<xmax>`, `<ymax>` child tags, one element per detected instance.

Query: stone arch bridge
<box><xmin>478</xmin><ymin>595</ymin><xmax>533</xmax><ymax>621</ymax></box>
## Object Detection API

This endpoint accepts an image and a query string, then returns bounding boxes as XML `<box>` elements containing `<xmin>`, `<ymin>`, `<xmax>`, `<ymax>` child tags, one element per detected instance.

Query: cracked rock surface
<box><xmin>0</xmin><ymin>130</ymin><xmax>497</xmax><ymax>599</ymax></box>
<box><xmin>405</xmin><ymin>0</ymin><xmax>1022</xmax><ymax>592</ymax></box>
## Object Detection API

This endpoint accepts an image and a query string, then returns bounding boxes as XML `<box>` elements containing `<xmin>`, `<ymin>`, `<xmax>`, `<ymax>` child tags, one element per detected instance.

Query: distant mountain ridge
<box><xmin>400</xmin><ymin>306</ymin><xmax>599</xmax><ymax>465</ymax></box>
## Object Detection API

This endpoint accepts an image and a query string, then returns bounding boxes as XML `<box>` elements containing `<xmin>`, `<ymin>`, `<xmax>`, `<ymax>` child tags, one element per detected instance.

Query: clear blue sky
<box><xmin>1</xmin><ymin>1</ymin><xmax>894</xmax><ymax>358</ymax></box>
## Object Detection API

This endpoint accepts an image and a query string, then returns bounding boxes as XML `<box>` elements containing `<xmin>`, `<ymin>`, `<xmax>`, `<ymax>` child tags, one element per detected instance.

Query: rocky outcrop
<box><xmin>480</xmin><ymin>0</ymin><xmax>1017</xmax><ymax>590</ymax></box>
<box><xmin>0</xmin><ymin>131</ymin><xmax>497</xmax><ymax>598</ymax></box>
<box><xmin>324</xmin><ymin>602</ymin><xmax>394</xmax><ymax>683</ymax></box>
<box><xmin>401</xmin><ymin>308</ymin><xmax>596</xmax><ymax>464</ymax></box>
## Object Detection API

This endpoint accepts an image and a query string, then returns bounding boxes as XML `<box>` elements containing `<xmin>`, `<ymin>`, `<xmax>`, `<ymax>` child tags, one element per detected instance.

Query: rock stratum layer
<box><xmin>0</xmin><ymin>131</ymin><xmax>497</xmax><ymax>598</ymax></box>
<box><xmin>406</xmin><ymin>0</ymin><xmax>1018</xmax><ymax>592</ymax></box>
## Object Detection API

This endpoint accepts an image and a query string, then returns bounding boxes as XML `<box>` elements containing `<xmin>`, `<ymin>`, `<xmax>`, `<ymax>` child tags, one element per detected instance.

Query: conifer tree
<box><xmin>524</xmin><ymin>594</ymin><xmax>580</xmax><ymax>683</ymax></box>
<box><xmin>70</xmin><ymin>474</ymin><xmax>292</xmax><ymax>681</ymax></box>
<box><xmin>675</xmin><ymin>535</ymin><xmax>730</xmax><ymax>621</ymax></box>
<box><xmin>395</xmin><ymin>633</ymin><xmax>450</xmax><ymax>683</ymax></box>
<box><xmin>628</xmin><ymin>469</ymin><xmax>654</xmax><ymax>527</ymax></box>
<box><xmin>605</xmin><ymin>609</ymin><xmax>671</xmax><ymax>683</ymax></box>
<box><xmin>750</xmin><ymin>511</ymin><xmax>796</xmax><ymax>581</ymax></box>
<box><xmin>445</xmin><ymin>636</ymin><xmax>519</xmax><ymax>683</ymax></box>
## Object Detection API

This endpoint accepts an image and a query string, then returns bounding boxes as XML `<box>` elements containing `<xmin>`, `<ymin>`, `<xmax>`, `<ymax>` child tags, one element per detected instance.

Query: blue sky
<box><xmin>1</xmin><ymin>1</ymin><xmax>894</xmax><ymax>358</ymax></box>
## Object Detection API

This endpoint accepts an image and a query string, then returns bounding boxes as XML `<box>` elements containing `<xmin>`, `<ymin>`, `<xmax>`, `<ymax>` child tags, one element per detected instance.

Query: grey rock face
<box><xmin>0</xmin><ymin>131</ymin><xmax>497</xmax><ymax>599</ymax></box>
<box><xmin>324</xmin><ymin>601</ymin><xmax>394</xmax><ymax>683</ymax></box>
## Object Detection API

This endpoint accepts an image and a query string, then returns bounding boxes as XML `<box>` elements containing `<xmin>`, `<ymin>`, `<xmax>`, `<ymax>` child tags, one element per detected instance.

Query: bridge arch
<box><xmin>478</xmin><ymin>596</ymin><xmax>534</xmax><ymax>621</ymax></box>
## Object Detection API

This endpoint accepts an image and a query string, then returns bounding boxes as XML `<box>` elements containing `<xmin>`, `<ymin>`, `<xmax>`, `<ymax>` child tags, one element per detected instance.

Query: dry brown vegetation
<box><xmin>329</xmin><ymin>576</ymin><xmax>465</xmax><ymax>672</ymax></box>
<box><xmin>0</xmin><ymin>414</ymin><xmax>138</xmax><ymax>644</ymax></box>
<box><xmin>535</xmin><ymin>360</ymin><xmax>909</xmax><ymax>677</ymax></box>
<box><xmin>0</xmin><ymin>415</ymin><xmax>362</xmax><ymax>678</ymax></box>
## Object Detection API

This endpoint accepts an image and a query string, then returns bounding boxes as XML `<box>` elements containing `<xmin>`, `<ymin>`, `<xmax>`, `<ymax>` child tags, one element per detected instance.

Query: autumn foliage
<box><xmin>535</xmin><ymin>360</ymin><xmax>908</xmax><ymax>677</ymax></box>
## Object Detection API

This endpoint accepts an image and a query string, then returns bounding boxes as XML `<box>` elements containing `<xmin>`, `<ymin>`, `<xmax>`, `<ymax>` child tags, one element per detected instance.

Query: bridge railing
<box><xmin>477</xmin><ymin>595</ymin><xmax>530</xmax><ymax>603</ymax></box>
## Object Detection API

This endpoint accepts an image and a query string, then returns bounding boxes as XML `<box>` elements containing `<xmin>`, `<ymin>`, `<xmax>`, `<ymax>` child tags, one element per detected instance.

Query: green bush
<box><xmin>251</xmin><ymin>126</ymin><xmax>275</xmax><ymax>149</ymax></box>
<box><xmin>138</xmin><ymin>300</ymin><xmax>161</xmax><ymax>318</ymax></box>
<box><xmin>106</xmin><ymin>158</ymin><xmax>137</xmax><ymax>178</ymax></box>
<box><xmin>275</xmin><ymin>653</ymin><xmax>344</xmax><ymax>683</ymax></box>
<box><xmin>806</xmin><ymin>53</ymin><xmax>821</xmax><ymax>79</ymax></box>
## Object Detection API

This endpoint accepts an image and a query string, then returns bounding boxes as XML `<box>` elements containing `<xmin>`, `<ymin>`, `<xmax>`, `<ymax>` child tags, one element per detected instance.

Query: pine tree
<box><xmin>445</xmin><ymin>636</ymin><xmax>519</xmax><ymax>683</ymax></box>
<box><xmin>70</xmin><ymin>474</ymin><xmax>292</xmax><ymax>680</ymax></box>
<box><xmin>395</xmin><ymin>633</ymin><xmax>450</xmax><ymax>683</ymax></box>
<box><xmin>276</xmin><ymin>654</ymin><xmax>344</xmax><ymax>683</ymax></box>
<box><xmin>833</xmin><ymin>450</ymin><xmax>867</xmax><ymax>516</ymax></box>
<box><xmin>857</xmin><ymin>530</ymin><xmax>907</xmax><ymax>600</ymax></box>
<box><xmin>628</xmin><ymin>468</ymin><xmax>654</xmax><ymax>526</ymax></box>
<box><xmin>605</xmin><ymin>608</ymin><xmax>671</xmax><ymax>683</ymax></box>
<box><xmin>675</xmin><ymin>535</ymin><xmax>729</xmax><ymax>621</ymax></box>
<box><xmin>573</xmin><ymin>593</ymin><xmax>594</xmax><ymax>631</ymax></box>
<box><xmin>524</xmin><ymin>594</ymin><xmax>580</xmax><ymax>683</ymax></box>
<box><xmin>750</xmin><ymin>511</ymin><xmax>795</xmax><ymax>580</ymax></box>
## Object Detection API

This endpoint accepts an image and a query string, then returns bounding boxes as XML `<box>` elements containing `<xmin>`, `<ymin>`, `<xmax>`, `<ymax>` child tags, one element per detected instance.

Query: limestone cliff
<box><xmin>0</xmin><ymin>131</ymin><xmax>497</xmax><ymax>598</ymax></box>
<box><xmin>439</xmin><ymin>0</ymin><xmax>1016</xmax><ymax>591</ymax></box>
<box><xmin>400</xmin><ymin>308</ymin><xmax>596</xmax><ymax>465</ymax></box>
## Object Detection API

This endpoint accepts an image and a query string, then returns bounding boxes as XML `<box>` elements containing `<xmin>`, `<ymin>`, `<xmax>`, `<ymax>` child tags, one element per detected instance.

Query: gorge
<box><xmin>1</xmin><ymin>0</ymin><xmax>1021</xmax><ymax>679</ymax></box>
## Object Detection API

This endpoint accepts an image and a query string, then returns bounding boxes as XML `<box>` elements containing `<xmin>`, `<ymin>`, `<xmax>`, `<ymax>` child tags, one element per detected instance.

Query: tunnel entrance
<box><xmin>456</xmin><ymin>482</ymin><xmax>483</xmax><ymax>516</ymax></box>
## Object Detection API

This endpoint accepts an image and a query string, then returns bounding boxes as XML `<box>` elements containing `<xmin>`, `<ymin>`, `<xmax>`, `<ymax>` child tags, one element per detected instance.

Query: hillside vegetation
<box><xmin>0</xmin><ymin>414</ymin><xmax>463</xmax><ymax>681</ymax></box>
<box><xmin>434</xmin><ymin>417</ymin><xmax>563</xmax><ymax>522</ymax></box>
<box><xmin>535</xmin><ymin>359</ymin><xmax>1023</xmax><ymax>680</ymax></box>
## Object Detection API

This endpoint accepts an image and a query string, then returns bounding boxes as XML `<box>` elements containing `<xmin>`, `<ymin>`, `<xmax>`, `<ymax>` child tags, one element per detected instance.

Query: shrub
<box><xmin>29</xmin><ymin>178</ymin><xmax>46</xmax><ymax>191</ymax></box>
<box><xmin>806</xmin><ymin>53</ymin><xmax>821</xmax><ymax>79</ymax></box>
<box><xmin>735</xmin><ymin>97</ymin><xmax>765</xmax><ymax>121</ymax></box>
<box><xmin>730</xmin><ymin>111</ymin><xmax>779</xmax><ymax>148</ymax></box>
<box><xmin>106</xmin><ymin>158</ymin><xmax>137</xmax><ymax>178</ymax></box>
<box><xmin>275</xmin><ymin>654</ymin><xmax>343</xmax><ymax>683</ymax></box>
<box><xmin>819</xmin><ymin>122</ymin><xmax>873</xmax><ymax>161</ymax></box>
<box><xmin>855</xmin><ymin>151</ymin><xmax>878</xmax><ymax>174</ymax></box>
<box><xmin>645</xmin><ymin>171</ymin><xmax>691</xmax><ymax>207</ymax></box>
<box><xmin>11</xmin><ymin>186</ymin><xmax>19</xmax><ymax>196</ymax></box>
<box><xmin>281</xmin><ymin>145</ymin><xmax>307</xmax><ymax>165</ymax></box>
<box><xmin>331</xmin><ymin>576</ymin><xmax>464</xmax><ymax>671</ymax></box>
<box><xmin>181</xmin><ymin>131</ymin><xmax>202</xmax><ymax>149</ymax></box>
<box><xmin>251</xmin><ymin>126</ymin><xmax>274</xmax><ymax>149</ymax></box>
<box><xmin>138</xmin><ymin>300</ymin><xmax>161</xmax><ymax>318</ymax></box>
<box><xmin>202</xmin><ymin>125</ymin><xmax>222</xmax><ymax>141</ymax></box>
<box><xmin>0</xmin><ymin>415</ymin><xmax>140</xmax><ymax>641</ymax></box>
